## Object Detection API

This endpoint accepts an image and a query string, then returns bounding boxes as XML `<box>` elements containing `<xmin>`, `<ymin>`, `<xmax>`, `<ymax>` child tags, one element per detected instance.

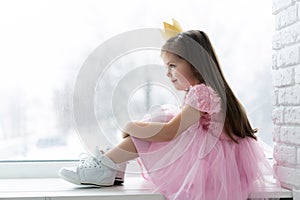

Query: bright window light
<box><xmin>0</xmin><ymin>0</ymin><xmax>273</xmax><ymax>163</ymax></box>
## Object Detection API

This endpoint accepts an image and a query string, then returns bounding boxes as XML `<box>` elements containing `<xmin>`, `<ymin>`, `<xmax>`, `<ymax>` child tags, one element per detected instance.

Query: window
<box><xmin>0</xmin><ymin>0</ymin><xmax>274</xmax><ymax>177</ymax></box>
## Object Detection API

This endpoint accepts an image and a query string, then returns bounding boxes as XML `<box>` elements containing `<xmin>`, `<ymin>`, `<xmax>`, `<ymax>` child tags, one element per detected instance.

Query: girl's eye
<box><xmin>169</xmin><ymin>64</ymin><xmax>175</xmax><ymax>70</ymax></box>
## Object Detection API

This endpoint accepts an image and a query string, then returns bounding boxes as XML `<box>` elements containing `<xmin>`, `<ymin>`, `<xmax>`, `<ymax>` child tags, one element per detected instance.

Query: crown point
<box><xmin>161</xmin><ymin>18</ymin><xmax>183</xmax><ymax>40</ymax></box>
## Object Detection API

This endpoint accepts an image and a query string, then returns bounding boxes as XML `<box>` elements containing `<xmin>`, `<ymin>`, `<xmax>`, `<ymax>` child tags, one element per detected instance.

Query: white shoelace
<box><xmin>78</xmin><ymin>153</ymin><xmax>102</xmax><ymax>169</ymax></box>
<box><xmin>77</xmin><ymin>147</ymin><xmax>124</xmax><ymax>170</ymax></box>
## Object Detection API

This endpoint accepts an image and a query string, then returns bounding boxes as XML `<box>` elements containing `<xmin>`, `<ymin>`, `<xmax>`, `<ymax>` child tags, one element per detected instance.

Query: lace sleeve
<box><xmin>185</xmin><ymin>84</ymin><xmax>221</xmax><ymax>115</ymax></box>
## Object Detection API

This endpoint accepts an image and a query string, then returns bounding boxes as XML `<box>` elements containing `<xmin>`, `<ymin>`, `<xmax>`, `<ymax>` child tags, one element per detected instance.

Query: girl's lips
<box><xmin>171</xmin><ymin>79</ymin><xmax>177</xmax><ymax>83</ymax></box>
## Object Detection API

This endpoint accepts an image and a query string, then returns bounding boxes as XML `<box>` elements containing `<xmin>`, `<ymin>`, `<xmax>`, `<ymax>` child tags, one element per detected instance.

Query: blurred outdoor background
<box><xmin>0</xmin><ymin>0</ymin><xmax>274</xmax><ymax>161</ymax></box>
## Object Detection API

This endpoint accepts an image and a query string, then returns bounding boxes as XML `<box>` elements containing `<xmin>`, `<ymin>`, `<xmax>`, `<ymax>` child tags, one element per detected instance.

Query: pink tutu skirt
<box><xmin>131</xmin><ymin>104</ymin><xmax>277</xmax><ymax>200</ymax></box>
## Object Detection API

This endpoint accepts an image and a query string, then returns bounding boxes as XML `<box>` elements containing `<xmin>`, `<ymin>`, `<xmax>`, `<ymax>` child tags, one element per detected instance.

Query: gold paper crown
<box><xmin>161</xmin><ymin>18</ymin><xmax>183</xmax><ymax>40</ymax></box>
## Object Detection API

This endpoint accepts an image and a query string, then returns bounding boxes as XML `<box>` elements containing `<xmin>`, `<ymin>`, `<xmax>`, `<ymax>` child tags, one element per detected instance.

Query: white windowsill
<box><xmin>0</xmin><ymin>175</ymin><xmax>292</xmax><ymax>200</ymax></box>
<box><xmin>0</xmin><ymin>176</ymin><xmax>165</xmax><ymax>200</ymax></box>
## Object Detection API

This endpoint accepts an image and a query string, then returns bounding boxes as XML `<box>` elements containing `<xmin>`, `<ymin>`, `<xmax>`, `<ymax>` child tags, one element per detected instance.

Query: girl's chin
<box><xmin>172</xmin><ymin>82</ymin><xmax>189</xmax><ymax>91</ymax></box>
<box><xmin>173</xmin><ymin>86</ymin><xmax>187</xmax><ymax>91</ymax></box>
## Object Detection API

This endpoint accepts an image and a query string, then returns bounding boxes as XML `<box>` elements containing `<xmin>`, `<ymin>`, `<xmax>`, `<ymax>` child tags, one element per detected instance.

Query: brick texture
<box><xmin>272</xmin><ymin>0</ymin><xmax>300</xmax><ymax>191</ymax></box>
<box><xmin>275</xmin><ymin>4</ymin><xmax>299</xmax><ymax>30</ymax></box>
<box><xmin>272</xmin><ymin>0</ymin><xmax>294</xmax><ymax>14</ymax></box>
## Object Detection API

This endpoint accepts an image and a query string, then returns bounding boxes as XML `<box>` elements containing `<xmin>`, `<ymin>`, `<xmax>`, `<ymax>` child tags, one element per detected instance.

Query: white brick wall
<box><xmin>273</xmin><ymin>67</ymin><xmax>294</xmax><ymax>87</ymax></box>
<box><xmin>275</xmin><ymin>4</ymin><xmax>298</xmax><ymax>30</ymax></box>
<box><xmin>281</xmin><ymin>126</ymin><xmax>300</xmax><ymax>145</ymax></box>
<box><xmin>278</xmin><ymin>85</ymin><xmax>300</xmax><ymax>105</ymax></box>
<box><xmin>295</xmin><ymin>65</ymin><xmax>300</xmax><ymax>83</ymax></box>
<box><xmin>272</xmin><ymin>0</ymin><xmax>300</xmax><ymax>192</ymax></box>
<box><xmin>272</xmin><ymin>23</ymin><xmax>300</xmax><ymax>49</ymax></box>
<box><xmin>284</xmin><ymin>107</ymin><xmax>300</xmax><ymax>124</ymax></box>
<box><xmin>274</xmin><ymin>165</ymin><xmax>300</xmax><ymax>188</ymax></box>
<box><xmin>276</xmin><ymin>45</ymin><xmax>300</xmax><ymax>68</ymax></box>
<box><xmin>273</xmin><ymin>0</ymin><xmax>294</xmax><ymax>14</ymax></box>
<box><xmin>274</xmin><ymin>144</ymin><xmax>296</xmax><ymax>164</ymax></box>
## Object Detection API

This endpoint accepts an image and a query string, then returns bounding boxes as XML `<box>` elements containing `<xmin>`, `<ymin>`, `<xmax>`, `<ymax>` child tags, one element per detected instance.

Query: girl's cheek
<box><xmin>174</xmin><ymin>71</ymin><xmax>184</xmax><ymax>80</ymax></box>
<box><xmin>170</xmin><ymin>71</ymin><xmax>174</xmax><ymax>76</ymax></box>
<box><xmin>172</xmin><ymin>70</ymin><xmax>178</xmax><ymax>78</ymax></box>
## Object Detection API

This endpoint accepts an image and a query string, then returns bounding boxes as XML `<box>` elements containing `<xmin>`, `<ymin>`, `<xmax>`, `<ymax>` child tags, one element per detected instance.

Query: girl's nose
<box><xmin>166</xmin><ymin>69</ymin><xmax>172</xmax><ymax>78</ymax></box>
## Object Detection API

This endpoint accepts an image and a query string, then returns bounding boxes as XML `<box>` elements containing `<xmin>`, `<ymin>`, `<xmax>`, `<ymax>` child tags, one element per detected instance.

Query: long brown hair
<box><xmin>162</xmin><ymin>30</ymin><xmax>257</xmax><ymax>143</ymax></box>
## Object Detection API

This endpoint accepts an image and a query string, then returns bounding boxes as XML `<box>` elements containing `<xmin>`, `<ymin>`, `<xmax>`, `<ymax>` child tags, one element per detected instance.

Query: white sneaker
<box><xmin>58</xmin><ymin>153</ymin><xmax>117</xmax><ymax>186</ymax></box>
<box><xmin>114</xmin><ymin>161</ymin><xmax>127</xmax><ymax>185</ymax></box>
<box><xmin>98</xmin><ymin>147</ymin><xmax>127</xmax><ymax>185</ymax></box>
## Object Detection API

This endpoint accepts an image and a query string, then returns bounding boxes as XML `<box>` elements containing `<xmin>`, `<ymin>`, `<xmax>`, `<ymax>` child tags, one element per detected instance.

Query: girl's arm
<box><xmin>122</xmin><ymin>105</ymin><xmax>204</xmax><ymax>142</ymax></box>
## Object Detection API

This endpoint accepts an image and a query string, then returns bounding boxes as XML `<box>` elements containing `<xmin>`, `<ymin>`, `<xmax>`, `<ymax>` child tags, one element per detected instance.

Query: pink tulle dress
<box><xmin>131</xmin><ymin>84</ymin><xmax>274</xmax><ymax>200</ymax></box>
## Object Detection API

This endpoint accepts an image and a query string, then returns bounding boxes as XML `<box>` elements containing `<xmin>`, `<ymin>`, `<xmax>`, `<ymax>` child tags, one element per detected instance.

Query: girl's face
<box><xmin>162</xmin><ymin>52</ymin><xmax>200</xmax><ymax>91</ymax></box>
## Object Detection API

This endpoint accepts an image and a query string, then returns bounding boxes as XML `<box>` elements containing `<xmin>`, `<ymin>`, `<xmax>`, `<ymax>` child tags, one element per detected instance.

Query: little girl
<box><xmin>59</xmin><ymin>27</ymin><xmax>275</xmax><ymax>200</ymax></box>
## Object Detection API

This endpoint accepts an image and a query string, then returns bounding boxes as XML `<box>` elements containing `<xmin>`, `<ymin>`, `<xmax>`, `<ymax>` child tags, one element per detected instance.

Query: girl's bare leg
<box><xmin>105</xmin><ymin>136</ymin><xmax>138</xmax><ymax>164</ymax></box>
